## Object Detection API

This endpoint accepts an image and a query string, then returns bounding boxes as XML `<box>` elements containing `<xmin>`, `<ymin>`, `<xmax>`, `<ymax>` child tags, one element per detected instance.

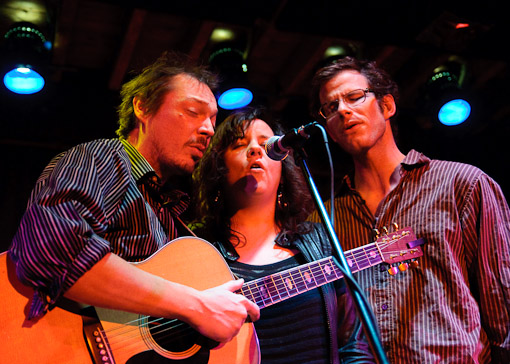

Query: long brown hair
<box><xmin>192</xmin><ymin>107</ymin><xmax>313</xmax><ymax>245</ymax></box>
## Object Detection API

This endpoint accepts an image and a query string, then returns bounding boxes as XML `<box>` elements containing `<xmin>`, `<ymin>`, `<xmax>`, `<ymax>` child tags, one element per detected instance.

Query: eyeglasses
<box><xmin>319</xmin><ymin>88</ymin><xmax>374</xmax><ymax>118</ymax></box>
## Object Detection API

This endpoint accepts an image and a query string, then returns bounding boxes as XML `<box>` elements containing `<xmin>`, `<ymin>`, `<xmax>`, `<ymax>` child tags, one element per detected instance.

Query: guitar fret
<box><xmin>261</xmin><ymin>279</ymin><xmax>277</xmax><ymax>306</ymax></box>
<box><xmin>360</xmin><ymin>246</ymin><xmax>370</xmax><ymax>270</ymax></box>
<box><xmin>250</xmin><ymin>281</ymin><xmax>264</xmax><ymax>307</ymax></box>
<box><xmin>269</xmin><ymin>275</ymin><xmax>282</xmax><ymax>301</ymax></box>
<box><xmin>277</xmin><ymin>271</ymin><xmax>292</xmax><ymax>299</ymax></box>
<box><xmin>305</xmin><ymin>263</ymin><xmax>318</xmax><ymax>288</ymax></box>
<box><xmin>294</xmin><ymin>268</ymin><xmax>309</xmax><ymax>295</ymax></box>
<box><xmin>240</xmin><ymin>283</ymin><xmax>256</xmax><ymax>304</ymax></box>
<box><xmin>316</xmin><ymin>261</ymin><xmax>327</xmax><ymax>285</ymax></box>
<box><xmin>319</xmin><ymin>259</ymin><xmax>336</xmax><ymax>283</ymax></box>
<box><xmin>288</xmin><ymin>269</ymin><xmax>302</xmax><ymax>294</ymax></box>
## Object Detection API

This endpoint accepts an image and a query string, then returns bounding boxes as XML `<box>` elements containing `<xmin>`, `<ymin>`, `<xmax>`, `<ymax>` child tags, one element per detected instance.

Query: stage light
<box><xmin>208</xmin><ymin>44</ymin><xmax>253</xmax><ymax>110</ymax></box>
<box><xmin>425</xmin><ymin>57</ymin><xmax>471</xmax><ymax>126</ymax></box>
<box><xmin>438</xmin><ymin>99</ymin><xmax>471</xmax><ymax>126</ymax></box>
<box><xmin>2</xmin><ymin>22</ymin><xmax>51</xmax><ymax>95</ymax></box>
<box><xmin>218</xmin><ymin>88</ymin><xmax>253</xmax><ymax>110</ymax></box>
<box><xmin>210</xmin><ymin>28</ymin><xmax>236</xmax><ymax>43</ymax></box>
<box><xmin>3</xmin><ymin>66</ymin><xmax>45</xmax><ymax>94</ymax></box>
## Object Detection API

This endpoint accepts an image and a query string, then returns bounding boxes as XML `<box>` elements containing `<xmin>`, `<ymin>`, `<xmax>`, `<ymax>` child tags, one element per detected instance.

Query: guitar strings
<box><xmin>102</xmin><ymin>316</ymin><xmax>198</xmax><ymax>354</ymax></box>
<box><xmin>242</xmin><ymin>243</ymin><xmax>378</xmax><ymax>302</ymax></box>
<box><xmin>98</xmin><ymin>237</ymin><xmax>404</xmax><ymax>352</ymax></box>
<box><xmin>241</xmin><ymin>237</ymin><xmax>406</xmax><ymax>308</ymax></box>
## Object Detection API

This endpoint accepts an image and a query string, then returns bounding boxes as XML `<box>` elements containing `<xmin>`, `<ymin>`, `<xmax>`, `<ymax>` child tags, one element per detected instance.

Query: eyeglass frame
<box><xmin>318</xmin><ymin>88</ymin><xmax>375</xmax><ymax>119</ymax></box>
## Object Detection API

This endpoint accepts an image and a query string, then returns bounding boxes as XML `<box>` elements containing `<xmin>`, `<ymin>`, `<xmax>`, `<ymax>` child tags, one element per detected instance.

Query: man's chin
<box><xmin>167</xmin><ymin>161</ymin><xmax>195</xmax><ymax>177</ymax></box>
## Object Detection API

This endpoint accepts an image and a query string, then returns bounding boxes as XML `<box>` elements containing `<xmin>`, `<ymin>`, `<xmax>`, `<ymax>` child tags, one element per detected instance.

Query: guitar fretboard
<box><xmin>237</xmin><ymin>242</ymin><xmax>382</xmax><ymax>309</ymax></box>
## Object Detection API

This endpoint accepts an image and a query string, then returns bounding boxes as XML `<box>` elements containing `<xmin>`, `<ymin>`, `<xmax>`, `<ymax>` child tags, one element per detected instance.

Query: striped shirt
<box><xmin>308</xmin><ymin>150</ymin><xmax>510</xmax><ymax>363</ymax></box>
<box><xmin>9</xmin><ymin>138</ymin><xmax>189</xmax><ymax>319</ymax></box>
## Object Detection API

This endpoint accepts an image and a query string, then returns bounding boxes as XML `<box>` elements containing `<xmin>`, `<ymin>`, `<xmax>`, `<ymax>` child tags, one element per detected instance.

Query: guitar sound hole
<box><xmin>147</xmin><ymin>317</ymin><xmax>201</xmax><ymax>352</ymax></box>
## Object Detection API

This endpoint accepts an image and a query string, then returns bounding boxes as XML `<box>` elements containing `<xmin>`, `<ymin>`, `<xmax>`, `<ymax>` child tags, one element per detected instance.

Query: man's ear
<box><xmin>381</xmin><ymin>94</ymin><xmax>396</xmax><ymax>119</ymax></box>
<box><xmin>133</xmin><ymin>96</ymin><xmax>148</xmax><ymax>124</ymax></box>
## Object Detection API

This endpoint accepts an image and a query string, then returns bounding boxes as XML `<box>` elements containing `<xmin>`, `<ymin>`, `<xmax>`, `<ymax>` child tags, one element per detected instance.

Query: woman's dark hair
<box><xmin>192</xmin><ymin>107</ymin><xmax>313</xmax><ymax>245</ymax></box>
<box><xmin>309</xmin><ymin>56</ymin><xmax>400</xmax><ymax>126</ymax></box>
<box><xmin>116</xmin><ymin>51</ymin><xmax>218</xmax><ymax>138</ymax></box>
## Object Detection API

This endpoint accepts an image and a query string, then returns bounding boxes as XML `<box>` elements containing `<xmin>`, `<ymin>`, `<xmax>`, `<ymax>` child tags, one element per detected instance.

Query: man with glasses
<box><xmin>308</xmin><ymin>56</ymin><xmax>510</xmax><ymax>363</ymax></box>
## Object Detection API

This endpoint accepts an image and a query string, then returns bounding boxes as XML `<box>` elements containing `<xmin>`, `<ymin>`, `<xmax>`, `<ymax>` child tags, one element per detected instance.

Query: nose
<box><xmin>327</xmin><ymin>100</ymin><xmax>351</xmax><ymax>122</ymax></box>
<box><xmin>336</xmin><ymin>98</ymin><xmax>352</xmax><ymax>116</ymax></box>
<box><xmin>198</xmin><ymin>117</ymin><xmax>215</xmax><ymax>137</ymax></box>
<box><xmin>247</xmin><ymin>142</ymin><xmax>263</xmax><ymax>157</ymax></box>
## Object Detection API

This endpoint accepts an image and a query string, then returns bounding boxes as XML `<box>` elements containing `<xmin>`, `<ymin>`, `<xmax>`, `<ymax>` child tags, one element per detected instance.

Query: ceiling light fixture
<box><xmin>209</xmin><ymin>45</ymin><xmax>253</xmax><ymax>110</ymax></box>
<box><xmin>425</xmin><ymin>57</ymin><xmax>471</xmax><ymax>126</ymax></box>
<box><xmin>2</xmin><ymin>22</ymin><xmax>51</xmax><ymax>94</ymax></box>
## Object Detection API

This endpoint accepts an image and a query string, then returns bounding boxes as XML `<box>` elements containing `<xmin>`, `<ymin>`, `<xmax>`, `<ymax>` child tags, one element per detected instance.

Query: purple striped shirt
<box><xmin>309</xmin><ymin>150</ymin><xmax>510</xmax><ymax>363</ymax></box>
<box><xmin>9</xmin><ymin>138</ymin><xmax>189</xmax><ymax>319</ymax></box>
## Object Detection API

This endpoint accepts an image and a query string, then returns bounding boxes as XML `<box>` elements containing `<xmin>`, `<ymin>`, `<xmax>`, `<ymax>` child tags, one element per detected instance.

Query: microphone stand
<box><xmin>293</xmin><ymin>145</ymin><xmax>389</xmax><ymax>364</ymax></box>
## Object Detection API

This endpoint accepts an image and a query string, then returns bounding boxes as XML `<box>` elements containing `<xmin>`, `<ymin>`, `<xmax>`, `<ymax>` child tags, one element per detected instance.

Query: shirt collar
<box><xmin>119</xmin><ymin>137</ymin><xmax>155</xmax><ymax>182</ymax></box>
<box><xmin>339</xmin><ymin>149</ymin><xmax>430</xmax><ymax>192</ymax></box>
<box><xmin>120</xmin><ymin>138</ymin><xmax>191</xmax><ymax>215</ymax></box>
<box><xmin>401</xmin><ymin>149</ymin><xmax>430</xmax><ymax>170</ymax></box>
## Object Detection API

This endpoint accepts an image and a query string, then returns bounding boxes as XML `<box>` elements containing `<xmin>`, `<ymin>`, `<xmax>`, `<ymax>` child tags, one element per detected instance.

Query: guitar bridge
<box><xmin>82</xmin><ymin>307</ymin><xmax>115</xmax><ymax>364</ymax></box>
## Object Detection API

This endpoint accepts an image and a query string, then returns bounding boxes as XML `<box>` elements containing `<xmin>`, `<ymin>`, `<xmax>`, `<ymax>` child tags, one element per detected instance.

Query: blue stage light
<box><xmin>438</xmin><ymin>99</ymin><xmax>471</xmax><ymax>126</ymax></box>
<box><xmin>218</xmin><ymin>87</ymin><xmax>253</xmax><ymax>109</ymax></box>
<box><xmin>3</xmin><ymin>67</ymin><xmax>45</xmax><ymax>94</ymax></box>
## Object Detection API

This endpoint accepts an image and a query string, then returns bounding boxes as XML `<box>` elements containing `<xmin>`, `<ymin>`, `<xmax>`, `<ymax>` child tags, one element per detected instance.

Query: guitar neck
<box><xmin>237</xmin><ymin>242</ymin><xmax>382</xmax><ymax>309</ymax></box>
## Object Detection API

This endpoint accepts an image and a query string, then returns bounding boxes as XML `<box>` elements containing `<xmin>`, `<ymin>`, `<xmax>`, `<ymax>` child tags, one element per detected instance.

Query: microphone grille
<box><xmin>265</xmin><ymin>136</ymin><xmax>289</xmax><ymax>161</ymax></box>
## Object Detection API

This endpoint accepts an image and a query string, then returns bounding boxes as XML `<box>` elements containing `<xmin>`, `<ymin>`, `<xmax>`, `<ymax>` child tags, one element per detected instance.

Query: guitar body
<box><xmin>0</xmin><ymin>237</ymin><xmax>260</xmax><ymax>364</ymax></box>
<box><xmin>0</xmin><ymin>251</ymin><xmax>90</xmax><ymax>363</ymax></box>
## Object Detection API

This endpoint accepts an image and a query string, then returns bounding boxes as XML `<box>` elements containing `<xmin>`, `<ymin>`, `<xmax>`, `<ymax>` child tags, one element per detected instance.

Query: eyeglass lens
<box><xmin>321</xmin><ymin>89</ymin><xmax>369</xmax><ymax>117</ymax></box>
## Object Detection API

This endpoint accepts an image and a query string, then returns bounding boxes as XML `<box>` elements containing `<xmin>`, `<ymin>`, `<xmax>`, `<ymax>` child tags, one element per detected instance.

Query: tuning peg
<box><xmin>387</xmin><ymin>266</ymin><xmax>399</xmax><ymax>275</ymax></box>
<box><xmin>373</xmin><ymin>228</ymin><xmax>380</xmax><ymax>239</ymax></box>
<box><xmin>392</xmin><ymin>222</ymin><xmax>399</xmax><ymax>231</ymax></box>
<box><xmin>398</xmin><ymin>262</ymin><xmax>409</xmax><ymax>272</ymax></box>
<box><xmin>382</xmin><ymin>226</ymin><xmax>389</xmax><ymax>235</ymax></box>
<box><xmin>409</xmin><ymin>259</ymin><xmax>419</xmax><ymax>269</ymax></box>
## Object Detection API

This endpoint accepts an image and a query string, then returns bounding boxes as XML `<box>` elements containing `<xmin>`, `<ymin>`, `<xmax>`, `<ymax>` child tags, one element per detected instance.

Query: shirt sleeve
<box><xmin>9</xmin><ymin>141</ymin><xmax>130</xmax><ymax>318</ymax></box>
<box><xmin>462</xmin><ymin>173</ymin><xmax>510</xmax><ymax>362</ymax></box>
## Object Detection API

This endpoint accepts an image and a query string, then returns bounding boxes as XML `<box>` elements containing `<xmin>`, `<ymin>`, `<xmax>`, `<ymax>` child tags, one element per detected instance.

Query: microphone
<box><xmin>265</xmin><ymin>121</ymin><xmax>318</xmax><ymax>161</ymax></box>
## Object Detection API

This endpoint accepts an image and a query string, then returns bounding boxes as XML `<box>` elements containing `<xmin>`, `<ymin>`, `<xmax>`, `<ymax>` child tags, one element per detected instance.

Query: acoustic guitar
<box><xmin>1</xmin><ymin>228</ymin><xmax>423</xmax><ymax>363</ymax></box>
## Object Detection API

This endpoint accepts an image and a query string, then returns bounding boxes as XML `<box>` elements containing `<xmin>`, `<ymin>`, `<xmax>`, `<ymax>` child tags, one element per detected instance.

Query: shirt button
<box><xmin>381</xmin><ymin>304</ymin><xmax>388</xmax><ymax>311</ymax></box>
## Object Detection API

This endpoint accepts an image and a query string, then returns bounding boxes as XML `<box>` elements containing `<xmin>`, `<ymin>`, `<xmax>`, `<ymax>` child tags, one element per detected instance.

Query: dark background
<box><xmin>1</xmin><ymin>0</ymin><xmax>509</xmax><ymax>252</ymax></box>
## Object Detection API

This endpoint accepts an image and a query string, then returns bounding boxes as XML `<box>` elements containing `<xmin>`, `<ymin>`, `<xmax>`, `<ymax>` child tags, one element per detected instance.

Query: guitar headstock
<box><xmin>374</xmin><ymin>227</ymin><xmax>425</xmax><ymax>275</ymax></box>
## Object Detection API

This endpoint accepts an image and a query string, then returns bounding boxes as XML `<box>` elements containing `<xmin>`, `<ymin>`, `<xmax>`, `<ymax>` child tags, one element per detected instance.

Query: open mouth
<box><xmin>249</xmin><ymin>162</ymin><xmax>263</xmax><ymax>170</ymax></box>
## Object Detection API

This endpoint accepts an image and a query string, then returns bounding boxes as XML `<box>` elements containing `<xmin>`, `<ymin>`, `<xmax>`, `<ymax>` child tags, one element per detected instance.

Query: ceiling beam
<box><xmin>108</xmin><ymin>8</ymin><xmax>147</xmax><ymax>90</ymax></box>
<box><xmin>51</xmin><ymin>0</ymin><xmax>79</xmax><ymax>79</ymax></box>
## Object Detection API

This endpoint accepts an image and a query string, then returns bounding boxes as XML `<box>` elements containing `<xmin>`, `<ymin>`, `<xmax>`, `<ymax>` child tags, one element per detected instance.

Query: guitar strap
<box><xmin>174</xmin><ymin>215</ymin><xmax>198</xmax><ymax>238</ymax></box>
